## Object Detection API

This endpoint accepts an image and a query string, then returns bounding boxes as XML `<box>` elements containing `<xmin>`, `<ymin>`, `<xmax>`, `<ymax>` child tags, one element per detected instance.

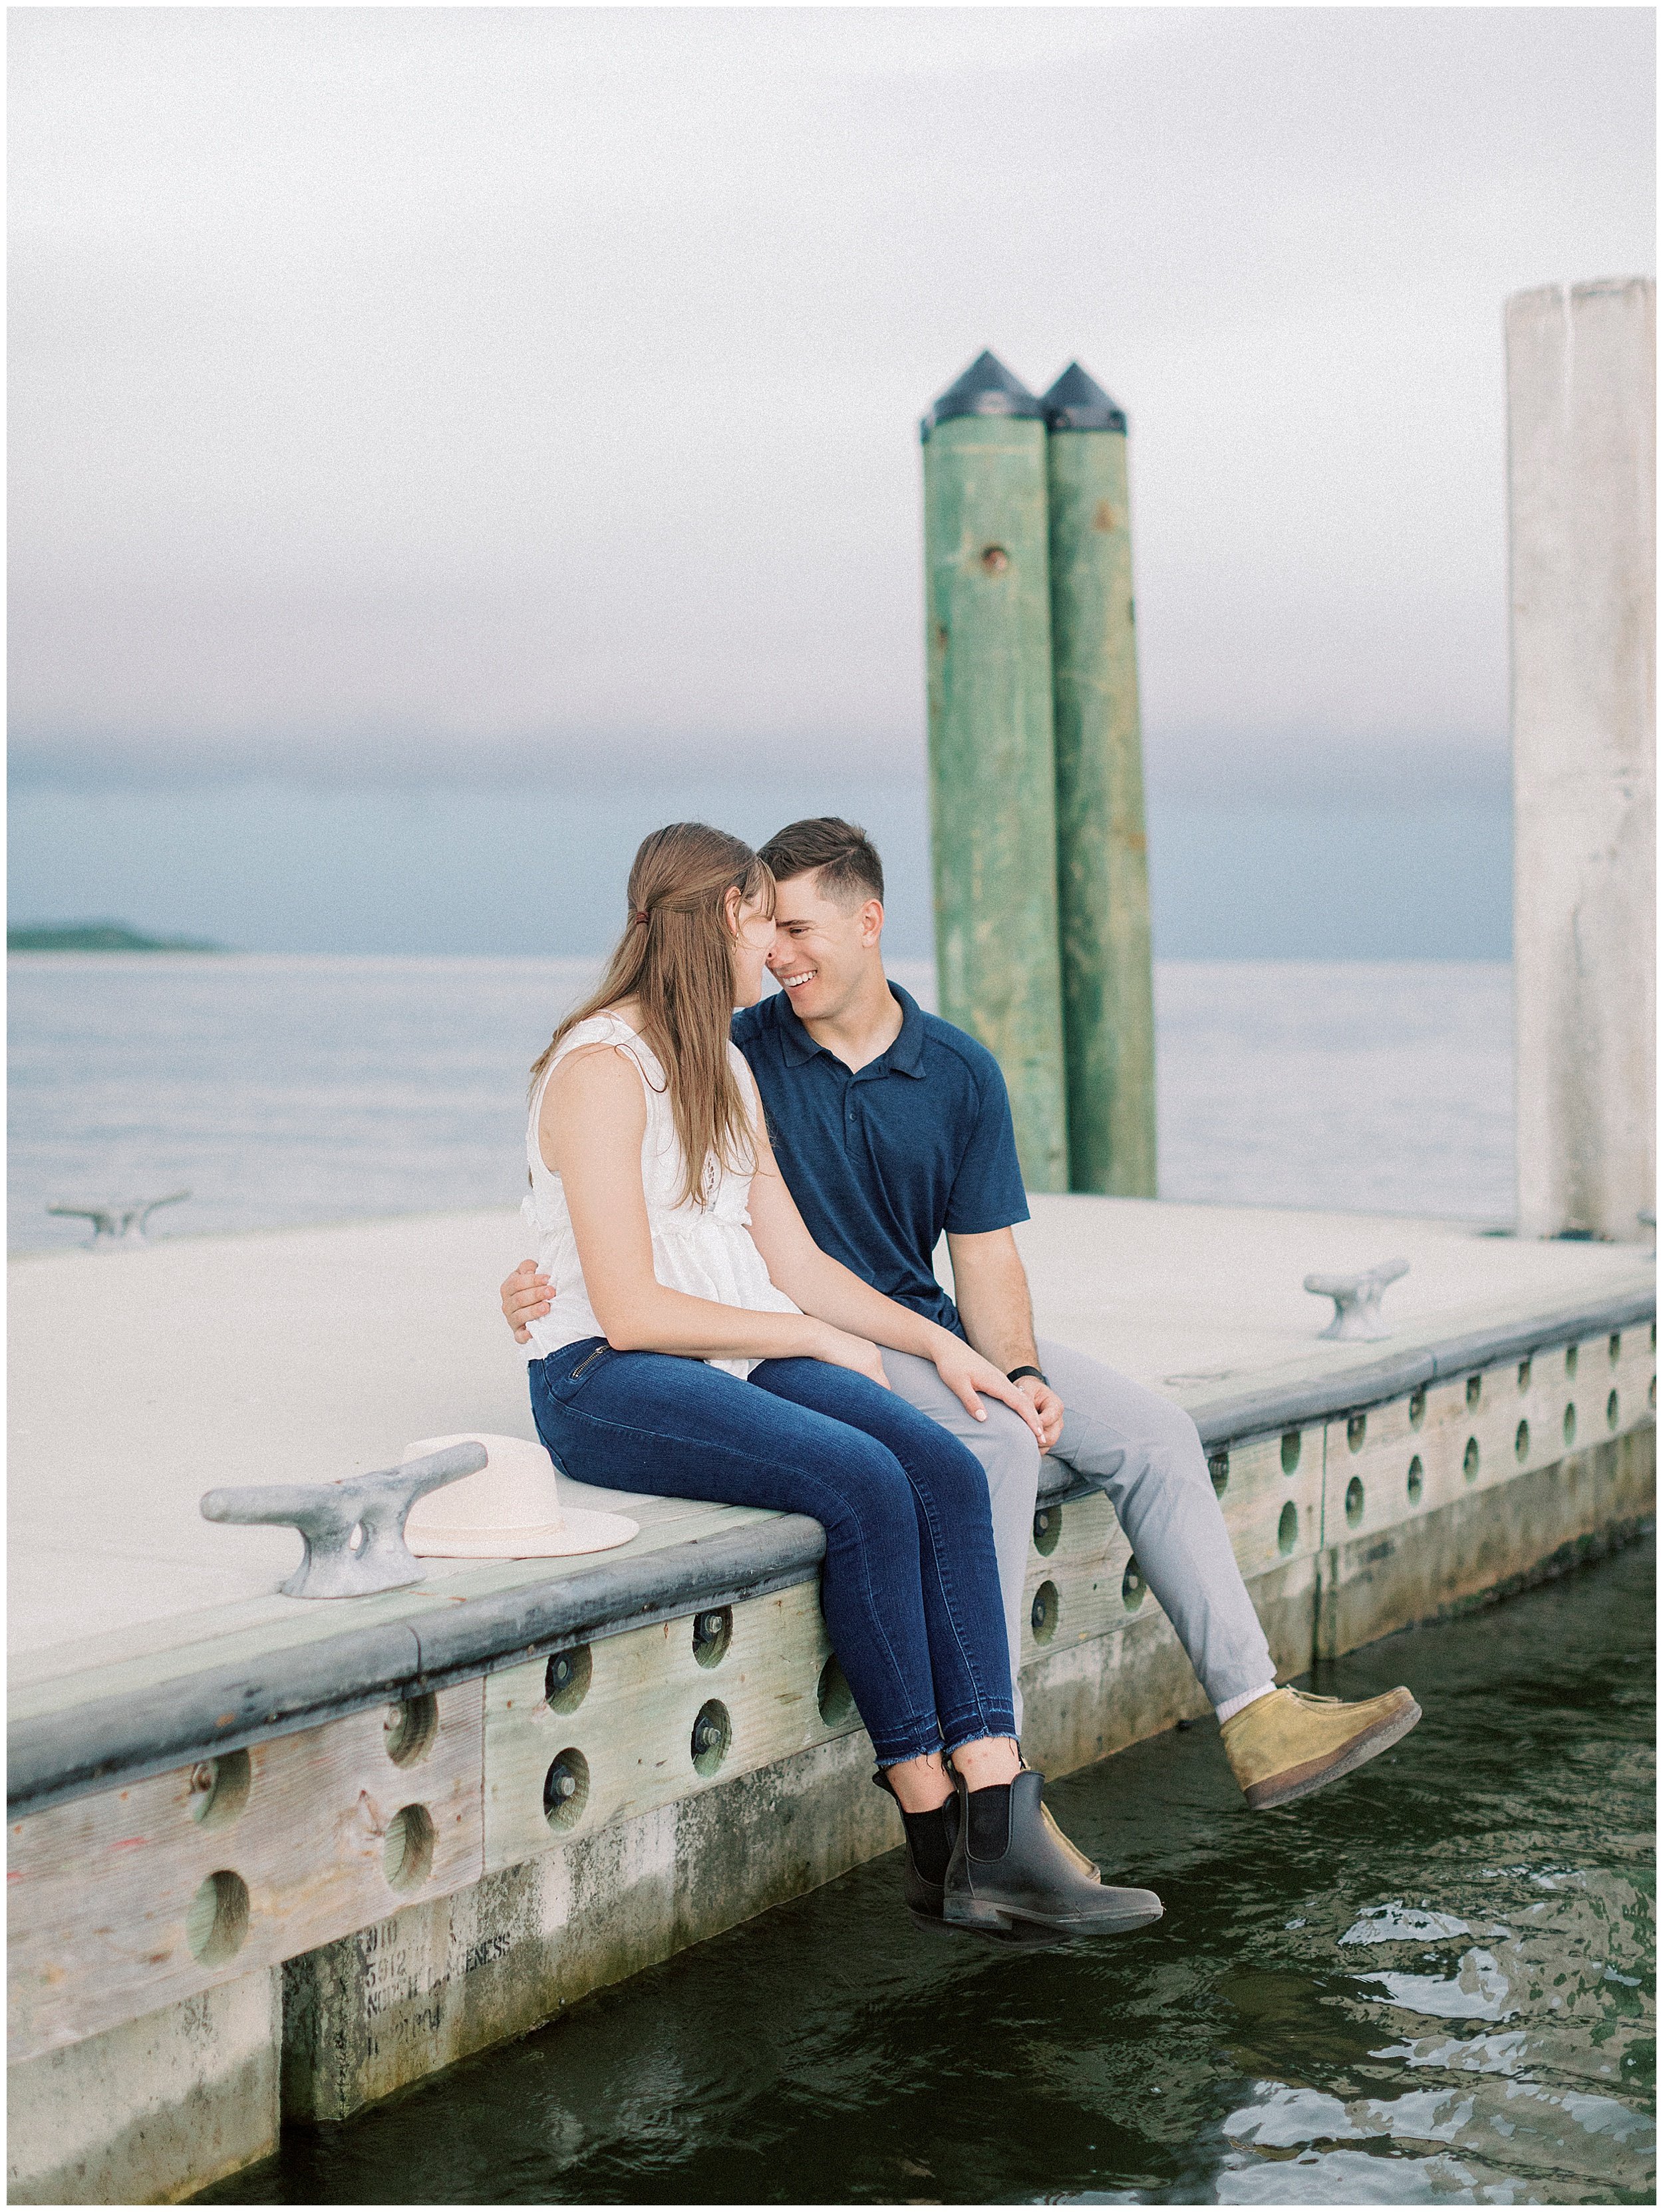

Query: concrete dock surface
<box><xmin>8</xmin><ymin>1192</ymin><xmax>1654</xmax><ymax>2205</ymax></box>
<box><xmin>9</xmin><ymin>1194</ymin><xmax>1653</xmax><ymax>1670</ymax></box>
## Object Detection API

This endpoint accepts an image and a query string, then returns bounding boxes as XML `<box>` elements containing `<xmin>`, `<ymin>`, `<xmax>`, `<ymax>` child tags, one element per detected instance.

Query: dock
<box><xmin>7</xmin><ymin>1198</ymin><xmax>1654</xmax><ymax>2203</ymax></box>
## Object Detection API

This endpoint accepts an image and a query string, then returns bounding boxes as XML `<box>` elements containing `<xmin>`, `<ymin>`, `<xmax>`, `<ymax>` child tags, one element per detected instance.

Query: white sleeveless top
<box><xmin>522</xmin><ymin>1010</ymin><xmax>800</xmax><ymax>1379</ymax></box>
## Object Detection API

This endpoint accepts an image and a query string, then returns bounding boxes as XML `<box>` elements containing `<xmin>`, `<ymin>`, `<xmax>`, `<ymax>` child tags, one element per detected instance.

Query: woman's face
<box><xmin>728</xmin><ymin>889</ymin><xmax>776</xmax><ymax>1007</ymax></box>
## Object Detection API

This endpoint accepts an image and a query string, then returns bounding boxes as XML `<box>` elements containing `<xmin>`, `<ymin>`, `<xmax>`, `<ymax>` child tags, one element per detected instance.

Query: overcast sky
<box><xmin>9</xmin><ymin>5</ymin><xmax>1655</xmax><ymax>807</ymax></box>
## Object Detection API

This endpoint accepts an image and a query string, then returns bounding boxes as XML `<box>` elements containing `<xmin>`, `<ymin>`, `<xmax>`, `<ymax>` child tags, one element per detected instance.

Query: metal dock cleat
<box><xmin>200</xmin><ymin>1441</ymin><xmax>487</xmax><ymax>1599</ymax></box>
<box><xmin>1304</xmin><ymin>1257</ymin><xmax>1410</xmax><ymax>1341</ymax></box>
<box><xmin>47</xmin><ymin>1190</ymin><xmax>190</xmax><ymax>1245</ymax></box>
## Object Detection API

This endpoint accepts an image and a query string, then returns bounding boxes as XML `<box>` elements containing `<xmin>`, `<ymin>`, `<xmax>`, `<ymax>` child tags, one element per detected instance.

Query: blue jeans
<box><xmin>529</xmin><ymin>1339</ymin><xmax>1016</xmax><ymax>1766</ymax></box>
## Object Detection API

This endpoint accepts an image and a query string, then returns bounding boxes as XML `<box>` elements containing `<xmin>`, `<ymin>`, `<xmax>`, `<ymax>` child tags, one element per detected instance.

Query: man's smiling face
<box><xmin>766</xmin><ymin>870</ymin><xmax>884</xmax><ymax>1024</ymax></box>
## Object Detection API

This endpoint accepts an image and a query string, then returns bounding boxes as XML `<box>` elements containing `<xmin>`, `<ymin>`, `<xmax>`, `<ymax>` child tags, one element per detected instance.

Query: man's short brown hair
<box><xmin>758</xmin><ymin>817</ymin><xmax>885</xmax><ymax>907</ymax></box>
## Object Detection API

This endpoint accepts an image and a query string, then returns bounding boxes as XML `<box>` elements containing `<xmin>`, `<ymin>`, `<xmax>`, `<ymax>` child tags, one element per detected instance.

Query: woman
<box><xmin>525</xmin><ymin>822</ymin><xmax>1161</xmax><ymax>1940</ymax></box>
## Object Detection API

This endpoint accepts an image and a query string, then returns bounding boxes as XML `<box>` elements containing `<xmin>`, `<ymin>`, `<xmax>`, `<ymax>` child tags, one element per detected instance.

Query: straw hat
<box><xmin>400</xmin><ymin>1432</ymin><xmax>639</xmax><ymax>1559</ymax></box>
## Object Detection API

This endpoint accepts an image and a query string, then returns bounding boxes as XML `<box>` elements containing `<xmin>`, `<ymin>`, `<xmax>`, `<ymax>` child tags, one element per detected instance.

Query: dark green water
<box><xmin>207</xmin><ymin>1541</ymin><xmax>1655</xmax><ymax>2206</ymax></box>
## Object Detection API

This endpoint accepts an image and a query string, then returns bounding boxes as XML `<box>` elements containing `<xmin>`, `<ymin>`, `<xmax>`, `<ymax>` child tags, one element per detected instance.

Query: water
<box><xmin>7</xmin><ymin>956</ymin><xmax>1513</xmax><ymax>1252</ymax></box>
<box><xmin>203</xmin><ymin>1538</ymin><xmax>1655</xmax><ymax>2206</ymax></box>
<box><xmin>1153</xmin><ymin>962</ymin><xmax>1513</xmax><ymax>1222</ymax></box>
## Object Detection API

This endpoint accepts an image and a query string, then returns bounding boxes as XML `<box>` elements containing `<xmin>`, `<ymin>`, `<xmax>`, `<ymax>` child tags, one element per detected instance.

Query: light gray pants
<box><xmin>879</xmin><ymin>1338</ymin><xmax>1275</xmax><ymax>1730</ymax></box>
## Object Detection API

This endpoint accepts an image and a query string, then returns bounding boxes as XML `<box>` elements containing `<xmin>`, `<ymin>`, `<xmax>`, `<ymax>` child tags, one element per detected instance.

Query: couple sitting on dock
<box><xmin>505</xmin><ymin>818</ymin><xmax>1420</xmax><ymax>1941</ymax></box>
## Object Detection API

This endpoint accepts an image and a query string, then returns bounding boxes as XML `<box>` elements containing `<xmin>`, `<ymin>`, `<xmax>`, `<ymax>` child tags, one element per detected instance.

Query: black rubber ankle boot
<box><xmin>871</xmin><ymin>1768</ymin><xmax>957</xmax><ymax>1915</ymax></box>
<box><xmin>943</xmin><ymin>1767</ymin><xmax>1164</xmax><ymax>1938</ymax></box>
<box><xmin>872</xmin><ymin>1772</ymin><xmax>1061</xmax><ymax>1944</ymax></box>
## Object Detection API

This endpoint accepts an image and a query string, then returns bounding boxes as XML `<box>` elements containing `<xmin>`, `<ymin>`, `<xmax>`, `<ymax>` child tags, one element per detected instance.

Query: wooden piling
<box><xmin>921</xmin><ymin>351</ymin><xmax>1069</xmax><ymax>1191</ymax></box>
<box><xmin>1042</xmin><ymin>363</ymin><xmax>1157</xmax><ymax>1196</ymax></box>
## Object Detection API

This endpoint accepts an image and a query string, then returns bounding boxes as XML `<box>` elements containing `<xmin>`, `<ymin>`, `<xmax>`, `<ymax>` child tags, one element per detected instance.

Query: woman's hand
<box><xmin>804</xmin><ymin>1322</ymin><xmax>892</xmax><ymax>1390</ymax></box>
<box><xmin>502</xmin><ymin>1260</ymin><xmax>553</xmax><ymax>1344</ymax></box>
<box><xmin>929</xmin><ymin>1338</ymin><xmax>1048</xmax><ymax>1444</ymax></box>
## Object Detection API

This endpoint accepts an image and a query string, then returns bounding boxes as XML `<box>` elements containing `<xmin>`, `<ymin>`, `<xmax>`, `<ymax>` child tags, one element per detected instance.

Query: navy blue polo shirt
<box><xmin>730</xmin><ymin>983</ymin><xmax>1029</xmax><ymax>1339</ymax></box>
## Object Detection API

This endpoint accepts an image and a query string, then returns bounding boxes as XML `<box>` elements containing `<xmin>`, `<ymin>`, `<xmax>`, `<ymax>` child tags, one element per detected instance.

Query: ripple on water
<box><xmin>1361</xmin><ymin>1950</ymin><xmax>1517</xmax><ymax>2022</ymax></box>
<box><xmin>1339</xmin><ymin>1906</ymin><xmax>1474</xmax><ymax>1946</ymax></box>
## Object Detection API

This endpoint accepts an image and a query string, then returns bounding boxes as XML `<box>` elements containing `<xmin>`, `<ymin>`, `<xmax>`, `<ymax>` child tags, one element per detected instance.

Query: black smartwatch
<box><xmin>1007</xmin><ymin>1364</ymin><xmax>1049</xmax><ymax>1387</ymax></box>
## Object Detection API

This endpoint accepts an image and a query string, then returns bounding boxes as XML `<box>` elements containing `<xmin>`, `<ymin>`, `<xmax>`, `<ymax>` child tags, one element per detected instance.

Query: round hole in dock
<box><xmin>1121</xmin><ymin>1559</ymin><xmax>1145</xmax><ymax>1612</ymax></box>
<box><xmin>816</xmin><ymin>1656</ymin><xmax>856</xmax><ymax>1729</ymax></box>
<box><xmin>187</xmin><ymin>1750</ymin><xmax>251</xmax><ymax>1830</ymax></box>
<box><xmin>347</xmin><ymin>1522</ymin><xmax>365</xmax><ymax>1554</ymax></box>
<box><xmin>545</xmin><ymin>1646</ymin><xmax>593</xmax><ymax>1714</ymax></box>
<box><xmin>979</xmin><ymin>544</ymin><xmax>1009</xmax><ymax>575</ymax></box>
<box><xmin>1280</xmin><ymin>1431</ymin><xmax>1302</xmax><ymax>1475</ymax></box>
<box><xmin>1463</xmin><ymin>1437</ymin><xmax>1480</xmax><ymax>1483</ymax></box>
<box><xmin>692</xmin><ymin>1607</ymin><xmax>732</xmax><ymax>1669</ymax></box>
<box><xmin>186</xmin><ymin>1870</ymin><xmax>249</xmax><ymax>1965</ymax></box>
<box><xmin>1518</xmin><ymin>1359</ymin><xmax>1533</xmax><ymax>1392</ymax></box>
<box><xmin>1406</xmin><ymin>1456</ymin><xmax>1424</xmax><ymax>1505</ymax></box>
<box><xmin>542</xmin><ymin>1748</ymin><xmax>590</xmax><ymax>1833</ymax></box>
<box><xmin>1208</xmin><ymin>1452</ymin><xmax>1229</xmax><ymax>1497</ymax></box>
<box><xmin>1606</xmin><ymin>1389</ymin><xmax>1619</xmax><ymax>1433</ymax></box>
<box><xmin>1563</xmin><ymin>1403</ymin><xmax>1577</xmax><ymax>1448</ymax></box>
<box><xmin>1515</xmin><ymin>1420</ymin><xmax>1530</xmax><ymax>1462</ymax></box>
<box><xmin>1344</xmin><ymin>1477</ymin><xmax>1364</xmax><ymax>1528</ymax></box>
<box><xmin>383</xmin><ymin>1695</ymin><xmax>438</xmax><ymax>1769</ymax></box>
<box><xmin>1465</xmin><ymin>1374</ymin><xmax>1482</xmax><ymax>1411</ymax></box>
<box><xmin>1030</xmin><ymin>1581</ymin><xmax>1060</xmax><ymax>1643</ymax></box>
<box><xmin>1032</xmin><ymin>1505</ymin><xmax>1061</xmax><ymax>1556</ymax></box>
<box><xmin>382</xmin><ymin>1803</ymin><xmax>436</xmax><ymax>1891</ymax></box>
<box><xmin>1408</xmin><ymin>1389</ymin><xmax>1426</xmax><ymax>1431</ymax></box>
<box><xmin>1565</xmin><ymin>1345</ymin><xmax>1579</xmax><ymax>1381</ymax></box>
<box><xmin>1346</xmin><ymin>1414</ymin><xmax>1366</xmax><ymax>1454</ymax></box>
<box><xmin>691</xmin><ymin>1700</ymin><xmax>731</xmax><ymax>1777</ymax></box>
<box><xmin>1609</xmin><ymin>1332</ymin><xmax>1622</xmax><ymax>1366</ymax></box>
<box><xmin>1277</xmin><ymin>1502</ymin><xmax>1298</xmax><ymax>1555</ymax></box>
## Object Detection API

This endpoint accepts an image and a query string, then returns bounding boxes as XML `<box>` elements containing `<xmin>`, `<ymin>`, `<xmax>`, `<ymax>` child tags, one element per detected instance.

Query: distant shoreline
<box><xmin>7</xmin><ymin>921</ymin><xmax>227</xmax><ymax>953</ymax></box>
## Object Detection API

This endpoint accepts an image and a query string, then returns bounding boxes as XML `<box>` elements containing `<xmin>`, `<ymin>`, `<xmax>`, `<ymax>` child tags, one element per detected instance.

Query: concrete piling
<box><xmin>921</xmin><ymin>350</ymin><xmax>1070</xmax><ymax>1191</ymax></box>
<box><xmin>1506</xmin><ymin>278</ymin><xmax>1656</xmax><ymax>1242</ymax></box>
<box><xmin>1042</xmin><ymin>363</ymin><xmax>1157</xmax><ymax>1196</ymax></box>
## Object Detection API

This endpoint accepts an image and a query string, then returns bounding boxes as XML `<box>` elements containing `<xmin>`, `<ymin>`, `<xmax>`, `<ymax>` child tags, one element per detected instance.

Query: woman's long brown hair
<box><xmin>529</xmin><ymin>823</ymin><xmax>774</xmax><ymax>1208</ymax></box>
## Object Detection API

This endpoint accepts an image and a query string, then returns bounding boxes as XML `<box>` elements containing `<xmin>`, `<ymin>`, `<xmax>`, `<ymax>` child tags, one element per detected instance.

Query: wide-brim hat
<box><xmin>401</xmin><ymin>1431</ymin><xmax>639</xmax><ymax>1559</ymax></box>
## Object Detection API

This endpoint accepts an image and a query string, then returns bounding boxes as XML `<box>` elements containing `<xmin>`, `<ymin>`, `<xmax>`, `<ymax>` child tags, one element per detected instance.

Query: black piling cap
<box><xmin>1042</xmin><ymin>362</ymin><xmax>1128</xmax><ymax>433</ymax></box>
<box><xmin>920</xmin><ymin>350</ymin><xmax>1044</xmax><ymax>442</ymax></box>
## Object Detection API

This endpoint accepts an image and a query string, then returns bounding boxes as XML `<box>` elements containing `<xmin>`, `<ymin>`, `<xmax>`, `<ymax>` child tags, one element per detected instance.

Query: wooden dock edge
<box><xmin>8</xmin><ymin>1318</ymin><xmax>1655</xmax><ymax>2203</ymax></box>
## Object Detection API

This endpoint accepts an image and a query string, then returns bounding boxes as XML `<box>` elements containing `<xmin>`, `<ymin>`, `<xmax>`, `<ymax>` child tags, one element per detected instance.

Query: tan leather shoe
<box><xmin>1222</xmin><ymin>1684</ymin><xmax>1422</xmax><ymax>1810</ymax></box>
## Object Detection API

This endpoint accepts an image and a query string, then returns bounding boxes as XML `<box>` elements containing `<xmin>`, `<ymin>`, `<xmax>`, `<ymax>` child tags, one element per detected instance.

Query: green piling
<box><xmin>1042</xmin><ymin>362</ymin><xmax>1157</xmax><ymax>1196</ymax></box>
<box><xmin>921</xmin><ymin>351</ymin><xmax>1069</xmax><ymax>1192</ymax></box>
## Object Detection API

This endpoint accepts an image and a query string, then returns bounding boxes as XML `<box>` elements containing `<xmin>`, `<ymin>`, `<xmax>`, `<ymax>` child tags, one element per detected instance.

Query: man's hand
<box><xmin>945</xmin><ymin>1228</ymin><xmax>1062</xmax><ymax>1448</ymax></box>
<box><xmin>501</xmin><ymin>1258</ymin><xmax>553</xmax><ymax>1345</ymax></box>
<box><xmin>1016</xmin><ymin>1375</ymin><xmax>1065</xmax><ymax>1454</ymax></box>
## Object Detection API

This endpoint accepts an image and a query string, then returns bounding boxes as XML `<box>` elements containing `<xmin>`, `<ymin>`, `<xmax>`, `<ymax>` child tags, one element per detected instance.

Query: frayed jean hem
<box><xmin>941</xmin><ymin>1712</ymin><xmax>1017</xmax><ymax>1759</ymax></box>
<box><xmin>871</xmin><ymin>1724</ymin><xmax>952</xmax><ymax>1770</ymax></box>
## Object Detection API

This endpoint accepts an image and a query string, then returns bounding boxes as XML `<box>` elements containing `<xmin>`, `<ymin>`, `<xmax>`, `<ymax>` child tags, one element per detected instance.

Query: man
<box><xmin>505</xmin><ymin>819</ymin><xmax>1420</xmax><ymax>1810</ymax></box>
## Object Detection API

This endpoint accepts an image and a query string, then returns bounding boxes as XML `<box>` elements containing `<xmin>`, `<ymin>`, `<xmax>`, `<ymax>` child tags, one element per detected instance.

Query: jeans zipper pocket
<box><xmin>569</xmin><ymin>1343</ymin><xmax>611</xmax><ymax>1383</ymax></box>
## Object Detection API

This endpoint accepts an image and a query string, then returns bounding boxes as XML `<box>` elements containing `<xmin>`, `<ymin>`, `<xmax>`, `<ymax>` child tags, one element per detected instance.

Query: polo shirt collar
<box><xmin>773</xmin><ymin>988</ymin><xmax>822</xmax><ymax>1065</ymax></box>
<box><xmin>771</xmin><ymin>980</ymin><xmax>929</xmax><ymax>1077</ymax></box>
<box><xmin>885</xmin><ymin>984</ymin><xmax>929</xmax><ymax>1076</ymax></box>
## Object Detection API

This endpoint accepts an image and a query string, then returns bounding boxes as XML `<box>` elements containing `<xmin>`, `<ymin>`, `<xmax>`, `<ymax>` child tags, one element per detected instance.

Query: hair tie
<box><xmin>633</xmin><ymin>910</ymin><xmax>650</xmax><ymax>926</ymax></box>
